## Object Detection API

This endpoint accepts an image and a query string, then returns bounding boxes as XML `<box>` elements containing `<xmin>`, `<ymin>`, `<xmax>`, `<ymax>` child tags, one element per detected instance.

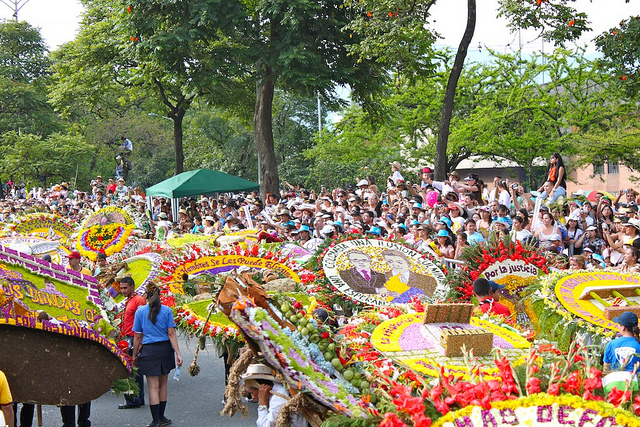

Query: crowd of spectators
<box><xmin>2</xmin><ymin>156</ymin><xmax>640</xmax><ymax>272</ymax></box>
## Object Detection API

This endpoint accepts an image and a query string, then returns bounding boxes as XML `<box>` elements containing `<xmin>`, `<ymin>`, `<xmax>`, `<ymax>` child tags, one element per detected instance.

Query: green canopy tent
<box><xmin>145</xmin><ymin>169</ymin><xmax>259</xmax><ymax>221</ymax></box>
<box><xmin>146</xmin><ymin>169</ymin><xmax>259</xmax><ymax>198</ymax></box>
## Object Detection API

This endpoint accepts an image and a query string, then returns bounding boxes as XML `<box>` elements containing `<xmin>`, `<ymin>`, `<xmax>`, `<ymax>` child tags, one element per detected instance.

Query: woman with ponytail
<box><xmin>603</xmin><ymin>311</ymin><xmax>640</xmax><ymax>374</ymax></box>
<box><xmin>132</xmin><ymin>283</ymin><xmax>183</xmax><ymax>427</ymax></box>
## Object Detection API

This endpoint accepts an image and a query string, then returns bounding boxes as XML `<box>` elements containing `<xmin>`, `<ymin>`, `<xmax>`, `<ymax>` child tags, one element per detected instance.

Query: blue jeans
<box><xmin>539</xmin><ymin>186</ymin><xmax>566</xmax><ymax>204</ymax></box>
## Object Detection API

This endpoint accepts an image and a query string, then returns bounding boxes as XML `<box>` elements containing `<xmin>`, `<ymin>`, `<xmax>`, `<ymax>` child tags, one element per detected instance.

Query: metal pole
<box><xmin>317</xmin><ymin>92</ymin><xmax>322</xmax><ymax>136</ymax></box>
<box><xmin>0</xmin><ymin>0</ymin><xmax>32</xmax><ymax>20</ymax></box>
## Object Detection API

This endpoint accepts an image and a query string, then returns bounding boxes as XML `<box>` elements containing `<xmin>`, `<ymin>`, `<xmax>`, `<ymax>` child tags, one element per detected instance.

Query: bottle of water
<box><xmin>173</xmin><ymin>366</ymin><xmax>180</xmax><ymax>381</ymax></box>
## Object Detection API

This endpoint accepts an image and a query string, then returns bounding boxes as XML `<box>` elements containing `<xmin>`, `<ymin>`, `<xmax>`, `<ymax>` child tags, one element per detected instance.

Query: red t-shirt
<box><xmin>106</xmin><ymin>183</ymin><xmax>117</xmax><ymax>194</ymax></box>
<box><xmin>478</xmin><ymin>298</ymin><xmax>512</xmax><ymax>318</ymax></box>
<box><xmin>122</xmin><ymin>295</ymin><xmax>146</xmax><ymax>337</ymax></box>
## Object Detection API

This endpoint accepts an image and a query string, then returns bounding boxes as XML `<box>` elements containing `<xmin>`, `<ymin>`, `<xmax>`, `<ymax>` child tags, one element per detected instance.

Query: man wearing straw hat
<box><xmin>242</xmin><ymin>364</ymin><xmax>308</xmax><ymax>427</ymax></box>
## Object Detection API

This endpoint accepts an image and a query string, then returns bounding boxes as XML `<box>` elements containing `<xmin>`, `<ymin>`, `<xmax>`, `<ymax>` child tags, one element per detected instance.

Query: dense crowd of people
<box><xmin>2</xmin><ymin>155</ymin><xmax>640</xmax><ymax>272</ymax></box>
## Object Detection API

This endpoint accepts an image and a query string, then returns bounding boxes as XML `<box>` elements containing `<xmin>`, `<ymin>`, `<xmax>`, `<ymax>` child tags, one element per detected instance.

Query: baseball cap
<box><xmin>436</xmin><ymin>229</ymin><xmax>448</xmax><ymax>237</ymax></box>
<box><xmin>488</xmin><ymin>280</ymin><xmax>505</xmax><ymax>291</ymax></box>
<box><xmin>367</xmin><ymin>226</ymin><xmax>381</xmax><ymax>235</ymax></box>
<box><xmin>613</xmin><ymin>312</ymin><xmax>639</xmax><ymax>329</ymax></box>
<box><xmin>68</xmin><ymin>251</ymin><xmax>82</xmax><ymax>259</ymax></box>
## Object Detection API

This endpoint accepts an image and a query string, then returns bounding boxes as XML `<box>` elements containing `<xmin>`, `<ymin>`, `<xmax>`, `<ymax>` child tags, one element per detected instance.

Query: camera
<box><xmin>511</xmin><ymin>184</ymin><xmax>519</xmax><ymax>190</ymax></box>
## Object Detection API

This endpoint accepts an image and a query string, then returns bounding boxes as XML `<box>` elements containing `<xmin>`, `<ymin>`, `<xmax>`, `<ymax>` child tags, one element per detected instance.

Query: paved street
<box><xmin>17</xmin><ymin>334</ymin><xmax>257</xmax><ymax>427</ymax></box>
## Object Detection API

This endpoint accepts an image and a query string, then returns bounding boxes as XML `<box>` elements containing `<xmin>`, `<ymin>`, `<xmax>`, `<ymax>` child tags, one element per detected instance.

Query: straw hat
<box><xmin>241</xmin><ymin>364</ymin><xmax>278</xmax><ymax>382</ymax></box>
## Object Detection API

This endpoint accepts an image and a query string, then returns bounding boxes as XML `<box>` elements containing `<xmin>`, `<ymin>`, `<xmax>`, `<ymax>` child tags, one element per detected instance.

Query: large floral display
<box><xmin>527</xmin><ymin>270</ymin><xmax>640</xmax><ymax>349</ymax></box>
<box><xmin>0</xmin><ymin>213</ymin><xmax>76</xmax><ymax>242</ymax></box>
<box><xmin>0</xmin><ymin>244</ymin><xmax>131</xmax><ymax>405</ymax></box>
<box><xmin>370</xmin><ymin>312</ymin><xmax>531</xmax><ymax>379</ymax></box>
<box><xmin>321</xmin><ymin>238</ymin><xmax>447</xmax><ymax>306</ymax></box>
<box><xmin>76</xmin><ymin>206</ymin><xmax>137</xmax><ymax>261</ymax></box>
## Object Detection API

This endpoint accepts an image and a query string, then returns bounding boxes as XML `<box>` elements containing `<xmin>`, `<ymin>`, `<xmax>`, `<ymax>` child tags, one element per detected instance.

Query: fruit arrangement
<box><xmin>270</xmin><ymin>294</ymin><xmax>373</xmax><ymax>397</ymax></box>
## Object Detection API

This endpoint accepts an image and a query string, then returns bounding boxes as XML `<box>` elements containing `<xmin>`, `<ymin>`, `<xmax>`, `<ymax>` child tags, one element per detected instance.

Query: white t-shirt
<box><xmin>498</xmin><ymin>190</ymin><xmax>511</xmax><ymax>208</ymax></box>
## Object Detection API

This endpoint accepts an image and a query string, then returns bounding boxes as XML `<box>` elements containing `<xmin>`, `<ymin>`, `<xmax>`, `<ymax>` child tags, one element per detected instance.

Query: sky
<box><xmin>0</xmin><ymin>0</ymin><xmax>636</xmax><ymax>54</ymax></box>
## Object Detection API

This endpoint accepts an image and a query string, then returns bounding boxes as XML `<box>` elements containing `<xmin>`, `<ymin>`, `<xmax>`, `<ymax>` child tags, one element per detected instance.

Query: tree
<box><xmin>0</xmin><ymin>20</ymin><xmax>59</xmax><ymax>135</ymax></box>
<box><xmin>50</xmin><ymin>0</ymin><xmax>252</xmax><ymax>177</ymax></box>
<box><xmin>120</xmin><ymin>0</ymin><xmax>385</xmax><ymax>196</ymax></box>
<box><xmin>344</xmin><ymin>0</ymin><xmax>591</xmax><ymax>179</ymax></box>
<box><xmin>0</xmin><ymin>132</ymin><xmax>95</xmax><ymax>187</ymax></box>
<box><xmin>595</xmin><ymin>14</ymin><xmax>640</xmax><ymax>99</ymax></box>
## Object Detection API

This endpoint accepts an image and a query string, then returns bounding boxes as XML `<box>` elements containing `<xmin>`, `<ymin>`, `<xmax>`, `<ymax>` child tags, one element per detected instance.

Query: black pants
<box><xmin>124</xmin><ymin>336</ymin><xmax>145</xmax><ymax>406</ymax></box>
<box><xmin>11</xmin><ymin>402</ymin><xmax>34</xmax><ymax>427</ymax></box>
<box><xmin>60</xmin><ymin>402</ymin><xmax>91</xmax><ymax>427</ymax></box>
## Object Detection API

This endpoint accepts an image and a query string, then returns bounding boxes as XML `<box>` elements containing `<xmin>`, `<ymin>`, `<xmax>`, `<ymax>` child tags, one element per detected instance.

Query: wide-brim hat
<box><xmin>158</xmin><ymin>213</ymin><xmax>168</xmax><ymax>219</ymax></box>
<box><xmin>241</xmin><ymin>364</ymin><xmax>278</xmax><ymax>382</ymax></box>
<box><xmin>205</xmin><ymin>216</ymin><xmax>215</xmax><ymax>222</ymax></box>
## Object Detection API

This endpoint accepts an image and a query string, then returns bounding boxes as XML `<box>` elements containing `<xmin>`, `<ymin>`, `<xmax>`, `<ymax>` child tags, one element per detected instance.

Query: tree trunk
<box><xmin>171</xmin><ymin>109</ymin><xmax>186</xmax><ymax>175</ymax></box>
<box><xmin>434</xmin><ymin>0</ymin><xmax>476</xmax><ymax>181</ymax></box>
<box><xmin>254</xmin><ymin>67</ymin><xmax>280</xmax><ymax>198</ymax></box>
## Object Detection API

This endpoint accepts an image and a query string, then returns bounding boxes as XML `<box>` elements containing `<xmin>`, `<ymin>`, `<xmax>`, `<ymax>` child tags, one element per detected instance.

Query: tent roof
<box><xmin>145</xmin><ymin>169</ymin><xmax>259</xmax><ymax>198</ymax></box>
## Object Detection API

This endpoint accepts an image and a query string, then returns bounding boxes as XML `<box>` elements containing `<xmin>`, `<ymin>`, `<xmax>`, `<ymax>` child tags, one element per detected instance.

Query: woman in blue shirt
<box><xmin>133</xmin><ymin>283</ymin><xmax>183</xmax><ymax>427</ymax></box>
<box><xmin>603</xmin><ymin>311</ymin><xmax>640</xmax><ymax>374</ymax></box>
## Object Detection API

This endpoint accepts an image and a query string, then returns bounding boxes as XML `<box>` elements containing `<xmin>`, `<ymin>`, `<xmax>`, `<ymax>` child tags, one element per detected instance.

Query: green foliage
<box><xmin>304</xmin><ymin>105</ymin><xmax>399</xmax><ymax>189</ymax></box>
<box><xmin>0</xmin><ymin>20</ymin><xmax>51</xmax><ymax>82</ymax></box>
<box><xmin>595</xmin><ymin>15</ymin><xmax>640</xmax><ymax>98</ymax></box>
<box><xmin>497</xmin><ymin>0</ymin><xmax>589</xmax><ymax>45</ymax></box>
<box><xmin>0</xmin><ymin>131</ymin><xmax>95</xmax><ymax>187</ymax></box>
<box><xmin>0</xmin><ymin>20</ymin><xmax>60</xmax><ymax>136</ymax></box>
<box><xmin>321</xmin><ymin>416</ymin><xmax>380</xmax><ymax>427</ymax></box>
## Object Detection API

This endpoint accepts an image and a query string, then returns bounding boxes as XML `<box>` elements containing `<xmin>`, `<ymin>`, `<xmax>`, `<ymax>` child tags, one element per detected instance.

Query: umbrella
<box><xmin>586</xmin><ymin>190</ymin><xmax>616</xmax><ymax>202</ymax></box>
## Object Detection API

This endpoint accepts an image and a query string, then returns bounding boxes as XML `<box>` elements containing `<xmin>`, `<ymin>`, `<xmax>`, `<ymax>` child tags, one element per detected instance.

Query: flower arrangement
<box><xmin>174</xmin><ymin>303</ymin><xmax>244</xmax><ymax>355</ymax></box>
<box><xmin>80</xmin><ymin>206</ymin><xmax>135</xmax><ymax>229</ymax></box>
<box><xmin>307</xmin><ymin>234</ymin><xmax>446</xmax><ymax>314</ymax></box>
<box><xmin>76</xmin><ymin>224</ymin><xmax>136</xmax><ymax>261</ymax></box>
<box><xmin>1</xmin><ymin>213</ymin><xmax>75</xmax><ymax>242</ymax></box>
<box><xmin>229</xmin><ymin>296</ymin><xmax>369</xmax><ymax>417</ymax></box>
<box><xmin>158</xmin><ymin>242</ymin><xmax>309</xmax><ymax>293</ymax></box>
<box><xmin>523</xmin><ymin>270</ymin><xmax>640</xmax><ymax>350</ymax></box>
<box><xmin>447</xmin><ymin>235</ymin><xmax>548</xmax><ymax>302</ymax></box>
<box><xmin>372</xmin><ymin>342</ymin><xmax>640</xmax><ymax>426</ymax></box>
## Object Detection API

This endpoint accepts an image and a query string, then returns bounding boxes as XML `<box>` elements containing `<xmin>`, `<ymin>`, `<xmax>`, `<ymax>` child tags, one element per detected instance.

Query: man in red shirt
<box><xmin>119</xmin><ymin>276</ymin><xmax>146</xmax><ymax>409</ymax></box>
<box><xmin>473</xmin><ymin>278</ymin><xmax>512</xmax><ymax>320</ymax></box>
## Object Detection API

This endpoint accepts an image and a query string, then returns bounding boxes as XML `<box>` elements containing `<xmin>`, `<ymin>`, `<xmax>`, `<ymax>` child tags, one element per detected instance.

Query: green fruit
<box><xmin>318</xmin><ymin>342</ymin><xmax>327</xmax><ymax>351</ymax></box>
<box><xmin>296</xmin><ymin>313</ymin><xmax>304</xmax><ymax>320</ymax></box>
<box><xmin>301</xmin><ymin>327</ymin><xmax>310</xmax><ymax>336</ymax></box>
<box><xmin>309</xmin><ymin>334</ymin><xmax>320</xmax><ymax>343</ymax></box>
<box><xmin>290</xmin><ymin>315</ymin><xmax>298</xmax><ymax>323</ymax></box>
<box><xmin>331</xmin><ymin>358</ymin><xmax>342</xmax><ymax>368</ymax></box>
<box><xmin>281</xmin><ymin>303</ymin><xmax>291</xmax><ymax>313</ymax></box>
<box><xmin>360</xmin><ymin>388</ymin><xmax>370</xmax><ymax>395</ymax></box>
<box><xmin>343</xmin><ymin>369</ymin><xmax>354</xmax><ymax>381</ymax></box>
<box><xmin>285</xmin><ymin>310</ymin><xmax>294</xmax><ymax>318</ymax></box>
<box><xmin>327</xmin><ymin>343</ymin><xmax>336</xmax><ymax>351</ymax></box>
<box><xmin>360</xmin><ymin>380</ymin><xmax>370</xmax><ymax>389</ymax></box>
<box><xmin>324</xmin><ymin>351</ymin><xmax>333</xmax><ymax>360</ymax></box>
<box><xmin>336</xmin><ymin>364</ymin><xmax>344</xmax><ymax>372</ymax></box>
<box><xmin>354</xmin><ymin>371</ymin><xmax>362</xmax><ymax>380</ymax></box>
<box><xmin>299</xmin><ymin>318</ymin><xmax>309</xmax><ymax>327</ymax></box>
<box><xmin>297</xmin><ymin>325</ymin><xmax>304</xmax><ymax>332</ymax></box>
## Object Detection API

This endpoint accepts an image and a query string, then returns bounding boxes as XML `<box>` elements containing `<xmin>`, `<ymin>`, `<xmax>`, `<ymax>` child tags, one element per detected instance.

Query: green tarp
<box><xmin>145</xmin><ymin>169</ymin><xmax>259</xmax><ymax>198</ymax></box>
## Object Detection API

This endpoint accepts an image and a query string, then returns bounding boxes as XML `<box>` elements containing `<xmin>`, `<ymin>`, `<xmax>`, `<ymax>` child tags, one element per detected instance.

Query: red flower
<box><xmin>547</xmin><ymin>383</ymin><xmax>560</xmax><ymax>396</ymax></box>
<box><xmin>583</xmin><ymin>376</ymin><xmax>602</xmax><ymax>392</ymax></box>
<box><xmin>633</xmin><ymin>394</ymin><xmax>640</xmax><ymax>415</ymax></box>
<box><xmin>379</xmin><ymin>412</ymin><xmax>408</xmax><ymax>427</ymax></box>
<box><xmin>562</xmin><ymin>371</ymin><xmax>583</xmax><ymax>394</ymax></box>
<box><xmin>607</xmin><ymin>387</ymin><xmax>631</xmax><ymax>406</ymax></box>
<box><xmin>526</xmin><ymin>377</ymin><xmax>541</xmax><ymax>395</ymax></box>
<box><xmin>583</xmin><ymin>390</ymin><xmax>604</xmax><ymax>402</ymax></box>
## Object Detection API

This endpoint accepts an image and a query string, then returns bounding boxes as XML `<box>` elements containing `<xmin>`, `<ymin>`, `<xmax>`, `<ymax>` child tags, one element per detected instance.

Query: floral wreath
<box><xmin>76</xmin><ymin>223</ymin><xmax>136</xmax><ymax>261</ymax></box>
<box><xmin>307</xmin><ymin>234</ymin><xmax>446</xmax><ymax>314</ymax></box>
<box><xmin>1</xmin><ymin>213</ymin><xmax>75</xmax><ymax>242</ymax></box>
<box><xmin>80</xmin><ymin>206</ymin><xmax>135</xmax><ymax>229</ymax></box>
<box><xmin>158</xmin><ymin>243</ymin><xmax>314</xmax><ymax>293</ymax></box>
<box><xmin>523</xmin><ymin>270</ymin><xmax>640</xmax><ymax>350</ymax></box>
<box><xmin>447</xmin><ymin>234</ymin><xmax>549</xmax><ymax>302</ymax></box>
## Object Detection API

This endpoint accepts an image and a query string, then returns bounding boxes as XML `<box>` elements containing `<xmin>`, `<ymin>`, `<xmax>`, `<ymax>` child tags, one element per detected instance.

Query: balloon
<box><xmin>426</xmin><ymin>190</ymin><xmax>439</xmax><ymax>208</ymax></box>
